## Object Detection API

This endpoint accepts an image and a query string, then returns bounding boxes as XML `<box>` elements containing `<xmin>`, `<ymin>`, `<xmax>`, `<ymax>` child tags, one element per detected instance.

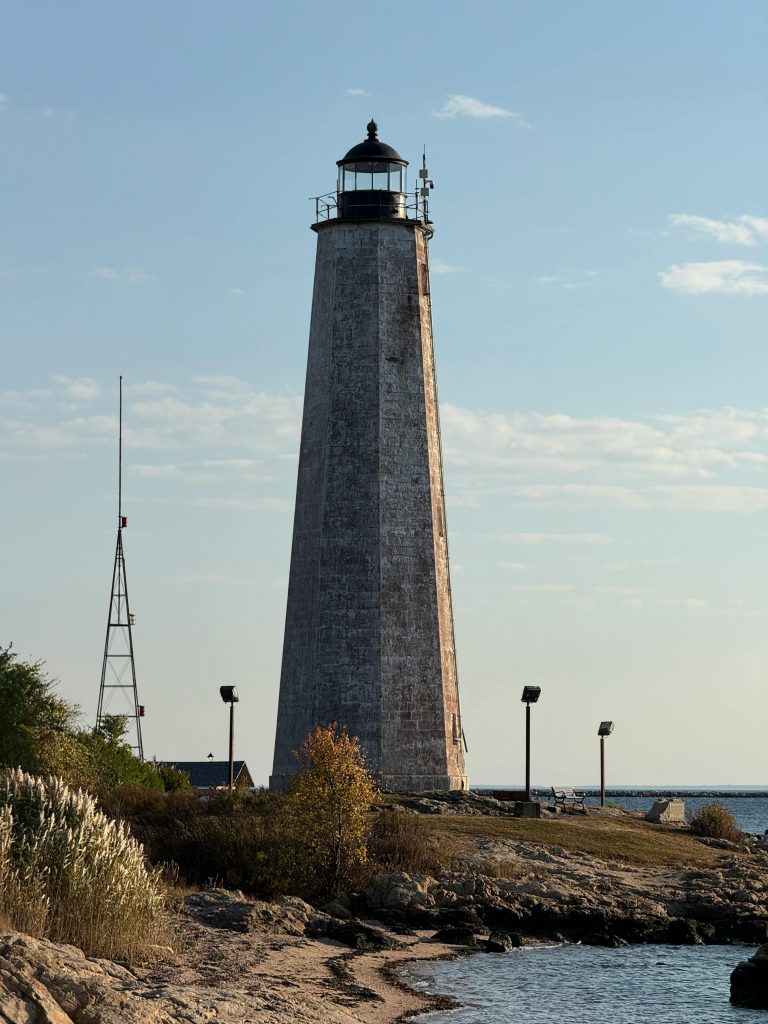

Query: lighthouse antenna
<box><xmin>418</xmin><ymin>146</ymin><xmax>434</xmax><ymax>223</ymax></box>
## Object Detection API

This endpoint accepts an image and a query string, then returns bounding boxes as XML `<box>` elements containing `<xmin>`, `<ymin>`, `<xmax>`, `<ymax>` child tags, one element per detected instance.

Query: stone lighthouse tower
<box><xmin>270</xmin><ymin>122</ymin><xmax>467</xmax><ymax>793</ymax></box>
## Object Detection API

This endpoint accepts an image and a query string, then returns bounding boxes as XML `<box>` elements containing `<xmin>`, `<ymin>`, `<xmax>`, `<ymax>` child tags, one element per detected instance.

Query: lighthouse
<box><xmin>270</xmin><ymin>122</ymin><xmax>467</xmax><ymax>793</ymax></box>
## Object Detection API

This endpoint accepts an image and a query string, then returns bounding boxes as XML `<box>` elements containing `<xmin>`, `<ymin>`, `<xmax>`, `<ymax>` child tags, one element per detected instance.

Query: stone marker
<box><xmin>645</xmin><ymin>799</ymin><xmax>685</xmax><ymax>823</ymax></box>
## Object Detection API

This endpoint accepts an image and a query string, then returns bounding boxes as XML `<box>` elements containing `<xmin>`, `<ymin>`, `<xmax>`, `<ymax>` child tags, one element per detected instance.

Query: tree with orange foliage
<box><xmin>289</xmin><ymin>724</ymin><xmax>378</xmax><ymax>897</ymax></box>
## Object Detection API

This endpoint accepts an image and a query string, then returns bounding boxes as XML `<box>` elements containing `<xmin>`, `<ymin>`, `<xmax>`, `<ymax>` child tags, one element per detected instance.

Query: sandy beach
<box><xmin>138</xmin><ymin>909</ymin><xmax>461</xmax><ymax>1024</ymax></box>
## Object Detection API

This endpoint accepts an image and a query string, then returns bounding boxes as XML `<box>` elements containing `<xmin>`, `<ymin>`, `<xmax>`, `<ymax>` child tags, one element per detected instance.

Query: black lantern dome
<box><xmin>336</xmin><ymin>121</ymin><xmax>408</xmax><ymax>221</ymax></box>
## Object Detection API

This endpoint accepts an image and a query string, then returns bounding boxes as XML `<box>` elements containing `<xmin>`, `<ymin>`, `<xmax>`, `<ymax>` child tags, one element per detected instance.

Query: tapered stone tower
<box><xmin>270</xmin><ymin>122</ymin><xmax>467</xmax><ymax>792</ymax></box>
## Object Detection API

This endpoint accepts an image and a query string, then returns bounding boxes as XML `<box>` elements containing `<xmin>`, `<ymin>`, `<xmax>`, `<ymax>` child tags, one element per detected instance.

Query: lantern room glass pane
<box><xmin>389</xmin><ymin>164</ymin><xmax>404</xmax><ymax>191</ymax></box>
<box><xmin>340</xmin><ymin>161</ymin><xmax>406</xmax><ymax>192</ymax></box>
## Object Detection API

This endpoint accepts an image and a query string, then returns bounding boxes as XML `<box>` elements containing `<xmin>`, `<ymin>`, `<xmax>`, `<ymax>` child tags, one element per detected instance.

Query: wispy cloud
<box><xmin>7</xmin><ymin>379</ymin><xmax>768</xmax><ymax>521</ymax></box>
<box><xmin>88</xmin><ymin>265</ymin><xmax>149</xmax><ymax>283</ymax></box>
<box><xmin>53</xmin><ymin>375</ymin><xmax>100</xmax><ymax>401</ymax></box>
<box><xmin>535</xmin><ymin>269</ymin><xmax>599</xmax><ymax>290</ymax></box>
<box><xmin>441</xmin><ymin>404</ymin><xmax>768</xmax><ymax>513</ymax></box>
<box><xmin>502</xmin><ymin>532</ymin><xmax>611</xmax><ymax>546</ymax></box>
<box><xmin>515</xmin><ymin>583</ymin><xmax>575</xmax><ymax>593</ymax></box>
<box><xmin>669</xmin><ymin>213</ymin><xmax>768</xmax><ymax>246</ymax></box>
<box><xmin>433</xmin><ymin>94</ymin><xmax>531</xmax><ymax>127</ymax></box>
<box><xmin>192</xmin><ymin>496</ymin><xmax>292</xmax><ymax>512</ymax></box>
<box><xmin>0</xmin><ymin>95</ymin><xmax>9</xmax><ymax>112</ymax></box>
<box><xmin>431</xmin><ymin>262</ymin><xmax>464</xmax><ymax>275</ymax></box>
<box><xmin>131</xmin><ymin>459</ymin><xmax>272</xmax><ymax>484</ymax></box>
<box><xmin>0</xmin><ymin>377</ymin><xmax>303</xmax><ymax>460</ymax></box>
<box><xmin>127</xmin><ymin>381</ymin><xmax>177</xmax><ymax>397</ymax></box>
<box><xmin>659</xmin><ymin>260</ymin><xmax>768</xmax><ymax>295</ymax></box>
<box><xmin>598</xmin><ymin>586</ymin><xmax>648</xmax><ymax>596</ymax></box>
<box><xmin>344</xmin><ymin>87</ymin><xmax>370</xmax><ymax>97</ymax></box>
<box><xmin>173</xmin><ymin>573</ymin><xmax>258</xmax><ymax>587</ymax></box>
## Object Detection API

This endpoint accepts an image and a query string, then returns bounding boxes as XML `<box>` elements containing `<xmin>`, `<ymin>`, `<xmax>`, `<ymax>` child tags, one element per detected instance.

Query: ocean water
<box><xmin>607</xmin><ymin>795</ymin><xmax>767</xmax><ymax>835</ymax></box>
<box><xmin>483</xmin><ymin>790</ymin><xmax>768</xmax><ymax>834</ymax></box>
<box><xmin>404</xmin><ymin>944</ymin><xmax>762</xmax><ymax>1023</ymax></box>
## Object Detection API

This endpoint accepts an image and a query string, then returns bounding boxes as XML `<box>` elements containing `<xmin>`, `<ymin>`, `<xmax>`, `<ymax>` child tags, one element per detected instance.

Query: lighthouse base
<box><xmin>269</xmin><ymin>772</ymin><xmax>468</xmax><ymax>794</ymax></box>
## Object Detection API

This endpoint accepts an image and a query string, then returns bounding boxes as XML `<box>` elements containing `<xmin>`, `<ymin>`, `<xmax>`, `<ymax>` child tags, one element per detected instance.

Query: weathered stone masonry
<box><xmin>270</xmin><ymin>130</ymin><xmax>466</xmax><ymax>792</ymax></box>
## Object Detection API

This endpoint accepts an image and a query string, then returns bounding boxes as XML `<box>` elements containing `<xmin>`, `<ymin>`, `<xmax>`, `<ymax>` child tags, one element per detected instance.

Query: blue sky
<box><xmin>1</xmin><ymin>1</ymin><xmax>766</xmax><ymax>786</ymax></box>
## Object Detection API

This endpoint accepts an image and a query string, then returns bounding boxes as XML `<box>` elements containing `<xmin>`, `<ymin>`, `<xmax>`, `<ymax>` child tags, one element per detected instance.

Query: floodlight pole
<box><xmin>228</xmin><ymin>702</ymin><xmax>235</xmax><ymax>794</ymax></box>
<box><xmin>219</xmin><ymin>685</ymin><xmax>239</xmax><ymax>795</ymax></box>
<box><xmin>525</xmin><ymin>701</ymin><xmax>532</xmax><ymax>802</ymax></box>
<box><xmin>597</xmin><ymin>721</ymin><xmax>614</xmax><ymax>808</ymax></box>
<box><xmin>520</xmin><ymin>686</ymin><xmax>541</xmax><ymax>803</ymax></box>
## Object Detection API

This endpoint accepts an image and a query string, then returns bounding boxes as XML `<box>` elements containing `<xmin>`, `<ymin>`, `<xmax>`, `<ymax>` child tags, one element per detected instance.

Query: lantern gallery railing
<box><xmin>313</xmin><ymin>188</ymin><xmax>431</xmax><ymax>225</ymax></box>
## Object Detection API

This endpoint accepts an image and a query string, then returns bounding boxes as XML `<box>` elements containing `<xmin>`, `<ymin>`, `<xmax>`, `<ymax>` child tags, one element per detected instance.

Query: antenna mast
<box><xmin>418</xmin><ymin>147</ymin><xmax>434</xmax><ymax>223</ymax></box>
<box><xmin>95</xmin><ymin>376</ymin><xmax>145</xmax><ymax>758</ymax></box>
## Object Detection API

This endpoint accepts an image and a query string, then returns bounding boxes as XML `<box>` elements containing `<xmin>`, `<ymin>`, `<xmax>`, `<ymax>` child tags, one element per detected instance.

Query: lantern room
<box><xmin>336</xmin><ymin>120</ymin><xmax>408</xmax><ymax>220</ymax></box>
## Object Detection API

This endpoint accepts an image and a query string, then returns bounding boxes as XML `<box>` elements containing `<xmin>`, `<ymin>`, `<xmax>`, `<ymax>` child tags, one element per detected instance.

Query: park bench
<box><xmin>550</xmin><ymin>786</ymin><xmax>586</xmax><ymax>811</ymax></box>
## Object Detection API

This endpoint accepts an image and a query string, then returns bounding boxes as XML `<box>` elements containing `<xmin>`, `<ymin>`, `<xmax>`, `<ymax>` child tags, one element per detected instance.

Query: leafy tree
<box><xmin>287</xmin><ymin>724</ymin><xmax>378</xmax><ymax>898</ymax></box>
<box><xmin>79</xmin><ymin>716</ymin><xmax>164</xmax><ymax>792</ymax></box>
<box><xmin>0</xmin><ymin>646</ymin><xmax>79</xmax><ymax>773</ymax></box>
<box><xmin>0</xmin><ymin>646</ymin><xmax>180</xmax><ymax>794</ymax></box>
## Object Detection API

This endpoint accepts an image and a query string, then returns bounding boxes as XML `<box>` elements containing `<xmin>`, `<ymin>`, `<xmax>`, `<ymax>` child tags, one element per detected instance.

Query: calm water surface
<box><xmin>608</xmin><ymin>796</ymin><xmax>767</xmax><ymax>834</ymax></box>
<box><xmin>404</xmin><ymin>945</ymin><xmax>763</xmax><ymax>1023</ymax></box>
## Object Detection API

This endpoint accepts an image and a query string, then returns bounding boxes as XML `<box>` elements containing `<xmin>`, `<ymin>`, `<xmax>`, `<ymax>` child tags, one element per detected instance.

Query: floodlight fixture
<box><xmin>598</xmin><ymin>721</ymin><xmax>614</xmax><ymax>737</ymax></box>
<box><xmin>219</xmin><ymin>685</ymin><xmax>240</xmax><ymax>792</ymax></box>
<box><xmin>521</xmin><ymin>685</ymin><xmax>541</xmax><ymax>704</ymax></box>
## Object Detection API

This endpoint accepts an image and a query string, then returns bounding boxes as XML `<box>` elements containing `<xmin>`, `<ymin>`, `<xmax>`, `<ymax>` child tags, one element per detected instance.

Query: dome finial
<box><xmin>366</xmin><ymin>119</ymin><xmax>378</xmax><ymax>141</ymax></box>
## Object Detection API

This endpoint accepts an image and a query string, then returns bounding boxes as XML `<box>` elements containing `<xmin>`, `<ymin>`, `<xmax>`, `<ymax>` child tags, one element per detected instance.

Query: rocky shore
<box><xmin>1</xmin><ymin>803</ymin><xmax>766</xmax><ymax>1022</ymax></box>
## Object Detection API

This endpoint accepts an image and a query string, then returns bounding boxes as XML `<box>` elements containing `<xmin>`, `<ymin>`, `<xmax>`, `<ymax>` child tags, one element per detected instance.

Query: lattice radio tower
<box><xmin>96</xmin><ymin>376</ymin><xmax>144</xmax><ymax>758</ymax></box>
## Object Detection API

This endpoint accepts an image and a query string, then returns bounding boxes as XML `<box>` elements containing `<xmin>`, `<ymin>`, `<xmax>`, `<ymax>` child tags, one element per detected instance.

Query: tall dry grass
<box><xmin>368</xmin><ymin>810</ymin><xmax>461</xmax><ymax>875</ymax></box>
<box><xmin>0</xmin><ymin>768</ymin><xmax>170</xmax><ymax>960</ymax></box>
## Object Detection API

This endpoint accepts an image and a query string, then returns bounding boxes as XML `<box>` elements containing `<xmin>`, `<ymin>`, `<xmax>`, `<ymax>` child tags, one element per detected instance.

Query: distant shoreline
<box><xmin>480</xmin><ymin>787</ymin><xmax>768</xmax><ymax>798</ymax></box>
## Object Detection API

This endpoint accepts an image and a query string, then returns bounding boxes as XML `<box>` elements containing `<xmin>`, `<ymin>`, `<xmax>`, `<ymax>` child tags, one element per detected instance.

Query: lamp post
<box><xmin>521</xmin><ymin>686</ymin><xmax>541</xmax><ymax>802</ymax></box>
<box><xmin>219</xmin><ymin>686</ymin><xmax>239</xmax><ymax>793</ymax></box>
<box><xmin>598</xmin><ymin>721</ymin><xmax>614</xmax><ymax>808</ymax></box>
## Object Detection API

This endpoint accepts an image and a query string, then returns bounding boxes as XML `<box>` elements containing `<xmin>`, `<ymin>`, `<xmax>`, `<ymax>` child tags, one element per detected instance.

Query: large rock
<box><xmin>731</xmin><ymin>945</ymin><xmax>768</xmax><ymax>1008</ymax></box>
<box><xmin>485</xmin><ymin>930</ymin><xmax>522</xmax><ymax>953</ymax></box>
<box><xmin>183</xmin><ymin>889</ymin><xmax>315</xmax><ymax>935</ymax></box>
<box><xmin>364</xmin><ymin>873</ymin><xmax>436</xmax><ymax>918</ymax></box>
<box><xmin>305</xmin><ymin>917</ymin><xmax>402</xmax><ymax>951</ymax></box>
<box><xmin>430</xmin><ymin>925</ymin><xmax>478</xmax><ymax>947</ymax></box>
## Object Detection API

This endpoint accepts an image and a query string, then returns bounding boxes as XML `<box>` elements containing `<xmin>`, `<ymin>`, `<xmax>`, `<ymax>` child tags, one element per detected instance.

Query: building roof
<box><xmin>338</xmin><ymin>120</ymin><xmax>406</xmax><ymax>166</ymax></box>
<box><xmin>160</xmin><ymin>760</ymin><xmax>253</xmax><ymax>789</ymax></box>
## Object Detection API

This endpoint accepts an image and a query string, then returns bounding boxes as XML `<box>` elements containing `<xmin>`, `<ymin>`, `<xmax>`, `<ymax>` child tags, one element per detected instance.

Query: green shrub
<box><xmin>688</xmin><ymin>802</ymin><xmax>742</xmax><ymax>842</ymax></box>
<box><xmin>0</xmin><ymin>769</ymin><xmax>169</xmax><ymax>960</ymax></box>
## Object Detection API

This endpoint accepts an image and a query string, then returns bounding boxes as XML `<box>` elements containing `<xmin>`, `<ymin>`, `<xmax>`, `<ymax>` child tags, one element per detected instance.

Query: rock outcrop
<box><xmin>731</xmin><ymin>945</ymin><xmax>768</xmax><ymax>1008</ymax></box>
<box><xmin>363</xmin><ymin>840</ymin><xmax>768</xmax><ymax>946</ymax></box>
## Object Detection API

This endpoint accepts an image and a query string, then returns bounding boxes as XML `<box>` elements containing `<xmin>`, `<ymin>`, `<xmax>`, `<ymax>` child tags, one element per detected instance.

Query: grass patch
<box><xmin>410</xmin><ymin>813</ymin><xmax>727</xmax><ymax>869</ymax></box>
